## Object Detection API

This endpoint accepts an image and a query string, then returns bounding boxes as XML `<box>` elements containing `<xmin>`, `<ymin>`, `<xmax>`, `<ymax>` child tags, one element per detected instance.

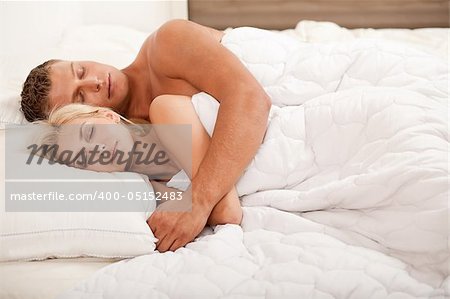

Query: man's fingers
<box><xmin>147</xmin><ymin>219</ymin><xmax>156</xmax><ymax>234</ymax></box>
<box><xmin>168</xmin><ymin>238</ymin><xmax>185</xmax><ymax>252</ymax></box>
<box><xmin>155</xmin><ymin>231</ymin><xmax>167</xmax><ymax>247</ymax></box>
<box><xmin>147</xmin><ymin>214</ymin><xmax>155</xmax><ymax>230</ymax></box>
<box><xmin>157</xmin><ymin>234</ymin><xmax>176</xmax><ymax>253</ymax></box>
<box><xmin>147</xmin><ymin>212</ymin><xmax>165</xmax><ymax>234</ymax></box>
<box><xmin>148</xmin><ymin>210</ymin><xmax>161</xmax><ymax>222</ymax></box>
<box><xmin>147</xmin><ymin>210</ymin><xmax>198</xmax><ymax>252</ymax></box>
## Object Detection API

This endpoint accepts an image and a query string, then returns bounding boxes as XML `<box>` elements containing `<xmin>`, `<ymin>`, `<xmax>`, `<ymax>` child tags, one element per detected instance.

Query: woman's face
<box><xmin>57</xmin><ymin>112</ymin><xmax>135</xmax><ymax>172</ymax></box>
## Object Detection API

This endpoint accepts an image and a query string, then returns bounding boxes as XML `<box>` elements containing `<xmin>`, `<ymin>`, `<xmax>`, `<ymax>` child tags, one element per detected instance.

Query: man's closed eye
<box><xmin>78</xmin><ymin>91</ymin><xmax>85</xmax><ymax>103</ymax></box>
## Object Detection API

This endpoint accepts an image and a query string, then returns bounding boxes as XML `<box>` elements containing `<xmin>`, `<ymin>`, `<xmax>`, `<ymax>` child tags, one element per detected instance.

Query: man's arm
<box><xmin>148</xmin><ymin>95</ymin><xmax>243</xmax><ymax>228</ymax></box>
<box><xmin>148</xmin><ymin>19</ymin><xmax>271</xmax><ymax>251</ymax></box>
<box><xmin>151</xmin><ymin>179</ymin><xmax>241</xmax><ymax>226</ymax></box>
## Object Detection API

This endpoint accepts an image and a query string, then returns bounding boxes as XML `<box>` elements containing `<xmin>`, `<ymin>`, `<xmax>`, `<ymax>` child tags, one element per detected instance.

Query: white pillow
<box><xmin>0</xmin><ymin>211</ymin><xmax>157</xmax><ymax>262</ymax></box>
<box><xmin>0</xmin><ymin>88</ymin><xmax>25</xmax><ymax>125</ymax></box>
<box><xmin>1</xmin><ymin>123</ymin><xmax>158</xmax><ymax>262</ymax></box>
<box><xmin>0</xmin><ymin>24</ymin><xmax>156</xmax><ymax>261</ymax></box>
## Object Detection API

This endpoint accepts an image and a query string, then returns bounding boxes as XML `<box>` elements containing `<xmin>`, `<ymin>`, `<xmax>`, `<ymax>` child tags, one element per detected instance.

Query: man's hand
<box><xmin>146</xmin><ymin>187</ymin><xmax>211</xmax><ymax>252</ymax></box>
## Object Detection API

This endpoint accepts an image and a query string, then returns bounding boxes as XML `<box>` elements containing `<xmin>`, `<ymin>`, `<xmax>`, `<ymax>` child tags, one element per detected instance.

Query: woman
<box><xmin>35</xmin><ymin>94</ymin><xmax>243</xmax><ymax>227</ymax></box>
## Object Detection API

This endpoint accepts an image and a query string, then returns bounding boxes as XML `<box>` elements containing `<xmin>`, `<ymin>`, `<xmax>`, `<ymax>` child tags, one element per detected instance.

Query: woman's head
<box><xmin>35</xmin><ymin>104</ymin><xmax>135</xmax><ymax>172</ymax></box>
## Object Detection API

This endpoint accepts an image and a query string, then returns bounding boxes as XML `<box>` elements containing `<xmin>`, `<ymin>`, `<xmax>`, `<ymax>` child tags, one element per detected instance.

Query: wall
<box><xmin>189</xmin><ymin>0</ymin><xmax>450</xmax><ymax>30</ymax></box>
<box><xmin>0</xmin><ymin>0</ymin><xmax>188</xmax><ymax>84</ymax></box>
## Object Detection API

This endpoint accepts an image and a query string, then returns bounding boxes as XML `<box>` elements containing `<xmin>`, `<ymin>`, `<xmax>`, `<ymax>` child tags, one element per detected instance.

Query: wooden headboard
<box><xmin>188</xmin><ymin>0</ymin><xmax>449</xmax><ymax>30</ymax></box>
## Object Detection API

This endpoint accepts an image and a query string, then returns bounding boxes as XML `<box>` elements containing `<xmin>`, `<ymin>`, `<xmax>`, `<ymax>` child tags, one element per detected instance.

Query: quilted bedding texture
<box><xmin>60</xmin><ymin>27</ymin><xmax>449</xmax><ymax>298</ymax></box>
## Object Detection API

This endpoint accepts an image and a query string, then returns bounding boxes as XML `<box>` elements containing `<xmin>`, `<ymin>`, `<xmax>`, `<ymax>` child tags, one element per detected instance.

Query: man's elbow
<box><xmin>237</xmin><ymin>92</ymin><xmax>271</xmax><ymax>141</ymax></box>
<box><xmin>262</xmin><ymin>93</ymin><xmax>272</xmax><ymax>111</ymax></box>
<box><xmin>245</xmin><ymin>91</ymin><xmax>272</xmax><ymax>119</ymax></box>
<box><xmin>222</xmin><ymin>90</ymin><xmax>271</xmax><ymax>124</ymax></box>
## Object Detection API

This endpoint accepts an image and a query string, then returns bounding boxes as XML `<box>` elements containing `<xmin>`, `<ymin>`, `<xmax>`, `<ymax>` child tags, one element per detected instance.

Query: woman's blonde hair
<box><xmin>32</xmin><ymin>104</ymin><xmax>145</xmax><ymax>165</ymax></box>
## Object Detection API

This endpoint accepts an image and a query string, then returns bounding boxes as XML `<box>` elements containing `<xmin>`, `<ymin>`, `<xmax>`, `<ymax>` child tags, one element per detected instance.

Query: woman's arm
<box><xmin>148</xmin><ymin>94</ymin><xmax>242</xmax><ymax>225</ymax></box>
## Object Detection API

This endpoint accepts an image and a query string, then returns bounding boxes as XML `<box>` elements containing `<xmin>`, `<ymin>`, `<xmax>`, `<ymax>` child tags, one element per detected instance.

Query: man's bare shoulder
<box><xmin>142</xmin><ymin>19</ymin><xmax>268</xmax><ymax>105</ymax></box>
<box><xmin>131</xmin><ymin>19</ymin><xmax>196</xmax><ymax>64</ymax></box>
<box><xmin>155</xmin><ymin>19</ymin><xmax>223</xmax><ymax>45</ymax></box>
<box><xmin>147</xmin><ymin>20</ymin><xmax>224</xmax><ymax>76</ymax></box>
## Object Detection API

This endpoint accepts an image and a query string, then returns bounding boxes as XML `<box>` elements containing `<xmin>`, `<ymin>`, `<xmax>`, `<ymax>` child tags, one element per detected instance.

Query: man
<box><xmin>20</xmin><ymin>19</ymin><xmax>271</xmax><ymax>252</ymax></box>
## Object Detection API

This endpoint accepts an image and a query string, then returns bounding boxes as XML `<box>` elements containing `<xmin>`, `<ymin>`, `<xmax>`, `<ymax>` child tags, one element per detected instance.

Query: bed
<box><xmin>0</xmin><ymin>258</ymin><xmax>120</xmax><ymax>299</ymax></box>
<box><xmin>1</xmin><ymin>2</ymin><xmax>448</xmax><ymax>299</ymax></box>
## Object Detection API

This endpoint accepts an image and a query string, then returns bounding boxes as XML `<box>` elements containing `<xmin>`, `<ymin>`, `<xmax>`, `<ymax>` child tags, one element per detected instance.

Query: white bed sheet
<box><xmin>0</xmin><ymin>258</ymin><xmax>120</xmax><ymax>299</ymax></box>
<box><xmin>281</xmin><ymin>20</ymin><xmax>448</xmax><ymax>60</ymax></box>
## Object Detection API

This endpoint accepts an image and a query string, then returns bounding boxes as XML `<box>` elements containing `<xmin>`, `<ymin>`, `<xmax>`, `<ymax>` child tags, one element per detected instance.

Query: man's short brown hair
<box><xmin>20</xmin><ymin>59</ymin><xmax>59</xmax><ymax>122</ymax></box>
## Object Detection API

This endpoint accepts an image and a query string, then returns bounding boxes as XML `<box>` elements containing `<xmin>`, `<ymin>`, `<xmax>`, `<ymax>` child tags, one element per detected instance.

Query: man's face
<box><xmin>48</xmin><ymin>60</ymin><xmax>129</xmax><ymax>111</ymax></box>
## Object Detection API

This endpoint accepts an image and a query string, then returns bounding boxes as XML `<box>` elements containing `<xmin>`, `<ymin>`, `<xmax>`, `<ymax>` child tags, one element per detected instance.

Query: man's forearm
<box><xmin>191</xmin><ymin>91</ymin><xmax>271</xmax><ymax>212</ymax></box>
<box><xmin>207</xmin><ymin>186</ymin><xmax>242</xmax><ymax>226</ymax></box>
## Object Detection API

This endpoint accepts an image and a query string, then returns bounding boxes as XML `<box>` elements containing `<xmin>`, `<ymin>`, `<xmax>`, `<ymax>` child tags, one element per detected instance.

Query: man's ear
<box><xmin>99</xmin><ymin>110</ymin><xmax>121</xmax><ymax>124</ymax></box>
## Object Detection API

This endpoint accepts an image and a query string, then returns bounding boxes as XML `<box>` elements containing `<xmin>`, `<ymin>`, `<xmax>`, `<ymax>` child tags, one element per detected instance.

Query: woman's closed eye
<box><xmin>77</xmin><ymin>66</ymin><xmax>86</xmax><ymax>79</ymax></box>
<box><xmin>81</xmin><ymin>122</ymin><xmax>95</xmax><ymax>142</ymax></box>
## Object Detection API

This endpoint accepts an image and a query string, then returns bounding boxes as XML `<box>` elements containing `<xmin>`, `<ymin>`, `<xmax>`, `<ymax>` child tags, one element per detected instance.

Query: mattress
<box><xmin>0</xmin><ymin>258</ymin><xmax>119</xmax><ymax>299</ymax></box>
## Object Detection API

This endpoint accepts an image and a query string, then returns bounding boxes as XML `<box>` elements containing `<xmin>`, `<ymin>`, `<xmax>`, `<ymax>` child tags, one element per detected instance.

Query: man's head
<box><xmin>21</xmin><ymin>60</ymin><xmax>130</xmax><ymax>122</ymax></box>
<box><xmin>20</xmin><ymin>59</ymin><xmax>58</xmax><ymax>122</ymax></box>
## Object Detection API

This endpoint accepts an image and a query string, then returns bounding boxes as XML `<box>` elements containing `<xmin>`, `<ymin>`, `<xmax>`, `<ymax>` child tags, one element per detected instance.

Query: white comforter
<box><xmin>60</xmin><ymin>25</ymin><xmax>449</xmax><ymax>298</ymax></box>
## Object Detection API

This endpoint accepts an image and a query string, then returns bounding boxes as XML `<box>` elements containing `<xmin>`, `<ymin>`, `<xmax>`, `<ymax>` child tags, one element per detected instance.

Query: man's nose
<box><xmin>81</xmin><ymin>78</ymin><xmax>105</xmax><ymax>92</ymax></box>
